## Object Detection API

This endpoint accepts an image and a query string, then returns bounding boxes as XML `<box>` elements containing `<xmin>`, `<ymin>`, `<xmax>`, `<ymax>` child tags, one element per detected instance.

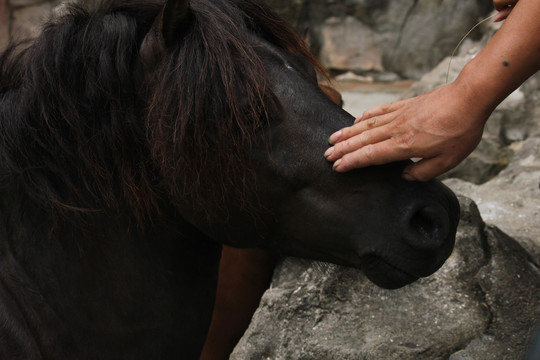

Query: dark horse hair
<box><xmin>0</xmin><ymin>0</ymin><xmax>324</xmax><ymax>228</ymax></box>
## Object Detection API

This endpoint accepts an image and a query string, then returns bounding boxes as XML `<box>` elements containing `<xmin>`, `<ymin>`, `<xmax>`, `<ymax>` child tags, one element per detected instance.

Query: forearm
<box><xmin>456</xmin><ymin>0</ymin><xmax>540</xmax><ymax>115</ymax></box>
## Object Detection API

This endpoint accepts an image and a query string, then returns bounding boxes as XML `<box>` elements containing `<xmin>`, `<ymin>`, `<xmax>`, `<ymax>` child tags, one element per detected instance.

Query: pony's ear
<box><xmin>140</xmin><ymin>0</ymin><xmax>191</xmax><ymax>69</ymax></box>
<box><xmin>162</xmin><ymin>0</ymin><xmax>191</xmax><ymax>47</ymax></box>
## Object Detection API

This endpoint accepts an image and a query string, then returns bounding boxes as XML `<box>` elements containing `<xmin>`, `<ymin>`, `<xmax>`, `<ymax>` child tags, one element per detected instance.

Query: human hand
<box><xmin>324</xmin><ymin>83</ymin><xmax>491</xmax><ymax>181</ymax></box>
<box><xmin>494</xmin><ymin>0</ymin><xmax>517</xmax><ymax>22</ymax></box>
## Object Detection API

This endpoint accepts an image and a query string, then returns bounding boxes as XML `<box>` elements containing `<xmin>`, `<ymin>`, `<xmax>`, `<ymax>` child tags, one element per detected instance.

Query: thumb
<box><xmin>402</xmin><ymin>159</ymin><xmax>446</xmax><ymax>182</ymax></box>
<box><xmin>494</xmin><ymin>6</ymin><xmax>513</xmax><ymax>22</ymax></box>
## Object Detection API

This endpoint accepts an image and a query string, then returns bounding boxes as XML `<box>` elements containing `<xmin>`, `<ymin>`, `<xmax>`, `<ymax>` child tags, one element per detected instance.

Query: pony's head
<box><xmin>0</xmin><ymin>0</ymin><xmax>459</xmax><ymax>289</ymax></box>
<box><xmin>140</xmin><ymin>0</ymin><xmax>460</xmax><ymax>289</ymax></box>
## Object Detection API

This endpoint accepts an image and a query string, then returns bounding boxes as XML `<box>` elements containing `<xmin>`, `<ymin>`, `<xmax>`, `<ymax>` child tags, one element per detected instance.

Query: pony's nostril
<box><xmin>406</xmin><ymin>205</ymin><xmax>450</xmax><ymax>250</ymax></box>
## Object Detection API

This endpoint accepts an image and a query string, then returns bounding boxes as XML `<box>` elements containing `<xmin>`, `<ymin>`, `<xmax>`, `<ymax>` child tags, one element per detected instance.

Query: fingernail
<box><xmin>332</xmin><ymin>159</ymin><xmax>342</xmax><ymax>170</ymax></box>
<box><xmin>328</xmin><ymin>130</ymin><xmax>342</xmax><ymax>145</ymax></box>
<box><xmin>324</xmin><ymin>146</ymin><xmax>334</xmax><ymax>158</ymax></box>
<box><xmin>354</xmin><ymin>113</ymin><xmax>364</xmax><ymax>124</ymax></box>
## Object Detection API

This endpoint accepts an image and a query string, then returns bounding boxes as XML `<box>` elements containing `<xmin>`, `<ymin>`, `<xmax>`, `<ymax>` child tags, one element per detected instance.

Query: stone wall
<box><xmin>269</xmin><ymin>0</ymin><xmax>494</xmax><ymax>80</ymax></box>
<box><xmin>0</xmin><ymin>0</ymin><xmax>61</xmax><ymax>50</ymax></box>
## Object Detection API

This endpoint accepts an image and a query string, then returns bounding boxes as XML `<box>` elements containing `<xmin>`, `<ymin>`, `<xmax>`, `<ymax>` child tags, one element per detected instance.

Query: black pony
<box><xmin>0</xmin><ymin>0</ymin><xmax>459</xmax><ymax>358</ymax></box>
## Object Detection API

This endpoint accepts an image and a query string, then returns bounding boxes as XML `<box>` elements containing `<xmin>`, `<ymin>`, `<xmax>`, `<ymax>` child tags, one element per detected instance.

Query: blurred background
<box><xmin>0</xmin><ymin>0</ymin><xmax>493</xmax><ymax>80</ymax></box>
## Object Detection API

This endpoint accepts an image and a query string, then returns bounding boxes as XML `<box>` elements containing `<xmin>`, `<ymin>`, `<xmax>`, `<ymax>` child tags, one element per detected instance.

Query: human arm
<box><xmin>324</xmin><ymin>0</ymin><xmax>540</xmax><ymax>181</ymax></box>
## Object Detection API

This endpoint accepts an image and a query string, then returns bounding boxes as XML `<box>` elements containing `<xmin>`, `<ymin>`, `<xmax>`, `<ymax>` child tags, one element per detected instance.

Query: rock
<box><xmin>319</xmin><ymin>16</ymin><xmax>383</xmax><ymax>73</ymax></box>
<box><xmin>400</xmin><ymin>55</ymin><xmax>473</xmax><ymax>97</ymax></box>
<box><xmin>10</xmin><ymin>0</ymin><xmax>48</xmax><ymax>6</ymax></box>
<box><xmin>231</xmin><ymin>197</ymin><xmax>540</xmax><ymax>359</ymax></box>
<box><xmin>448</xmin><ymin>227</ymin><xmax>540</xmax><ymax>360</ymax></box>
<box><xmin>372</xmin><ymin>71</ymin><xmax>400</xmax><ymax>83</ymax></box>
<box><xmin>440</xmin><ymin>135</ymin><xmax>512</xmax><ymax>185</ymax></box>
<box><xmin>11</xmin><ymin>2</ymin><xmax>55</xmax><ymax>42</ymax></box>
<box><xmin>0</xmin><ymin>0</ymin><xmax>8</xmax><ymax>50</ymax></box>
<box><xmin>0</xmin><ymin>0</ymin><xmax>63</xmax><ymax>46</ymax></box>
<box><xmin>282</xmin><ymin>0</ymin><xmax>493</xmax><ymax>79</ymax></box>
<box><xmin>340</xmin><ymin>90</ymin><xmax>401</xmax><ymax>118</ymax></box>
<box><xmin>334</xmin><ymin>71</ymin><xmax>374</xmax><ymax>83</ymax></box>
<box><xmin>444</xmin><ymin>137</ymin><xmax>540</xmax><ymax>263</ymax></box>
<box><xmin>380</xmin><ymin>0</ymin><xmax>492</xmax><ymax>79</ymax></box>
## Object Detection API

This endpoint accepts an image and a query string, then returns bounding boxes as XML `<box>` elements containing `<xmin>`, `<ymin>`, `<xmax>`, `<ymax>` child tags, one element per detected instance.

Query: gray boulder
<box><xmin>445</xmin><ymin>137</ymin><xmax>540</xmax><ymax>264</ymax></box>
<box><xmin>373</xmin><ymin>0</ymin><xmax>492</xmax><ymax>79</ymax></box>
<box><xmin>319</xmin><ymin>16</ymin><xmax>383</xmax><ymax>73</ymax></box>
<box><xmin>268</xmin><ymin>0</ymin><xmax>493</xmax><ymax>79</ymax></box>
<box><xmin>232</xmin><ymin>197</ymin><xmax>540</xmax><ymax>359</ymax></box>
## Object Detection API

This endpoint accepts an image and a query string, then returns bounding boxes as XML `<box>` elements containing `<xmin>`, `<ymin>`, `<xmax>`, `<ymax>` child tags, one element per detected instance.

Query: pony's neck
<box><xmin>0</xmin><ymin>181</ymin><xmax>222</xmax><ymax>358</ymax></box>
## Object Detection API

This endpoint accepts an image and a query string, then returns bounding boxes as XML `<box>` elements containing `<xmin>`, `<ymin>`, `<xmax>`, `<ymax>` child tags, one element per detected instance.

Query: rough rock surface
<box><xmin>445</xmin><ymin>137</ymin><xmax>540</xmax><ymax>264</ymax></box>
<box><xmin>319</xmin><ymin>16</ymin><xmax>383</xmax><ymax>73</ymax></box>
<box><xmin>268</xmin><ymin>0</ymin><xmax>493</xmax><ymax>79</ymax></box>
<box><xmin>232</xmin><ymin>197</ymin><xmax>540</xmax><ymax>359</ymax></box>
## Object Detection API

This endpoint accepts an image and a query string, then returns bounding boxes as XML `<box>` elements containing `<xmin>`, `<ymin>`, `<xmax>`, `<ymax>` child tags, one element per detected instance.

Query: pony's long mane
<box><xmin>0</xmin><ymin>0</ymin><xmax>321</xmax><ymax>227</ymax></box>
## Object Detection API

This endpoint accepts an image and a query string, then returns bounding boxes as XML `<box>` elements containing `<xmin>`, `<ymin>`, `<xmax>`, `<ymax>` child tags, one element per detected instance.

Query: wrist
<box><xmin>453</xmin><ymin>60</ymin><xmax>504</xmax><ymax>119</ymax></box>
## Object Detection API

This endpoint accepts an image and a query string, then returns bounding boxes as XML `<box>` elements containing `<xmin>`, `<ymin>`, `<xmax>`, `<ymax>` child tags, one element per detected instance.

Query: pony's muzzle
<box><xmin>404</xmin><ymin>203</ymin><xmax>452</xmax><ymax>251</ymax></box>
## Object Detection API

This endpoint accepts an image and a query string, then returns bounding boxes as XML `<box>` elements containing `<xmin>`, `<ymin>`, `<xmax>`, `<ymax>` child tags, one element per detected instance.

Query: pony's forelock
<box><xmin>146</xmin><ymin>0</ymin><xmax>277</xmax><ymax>219</ymax></box>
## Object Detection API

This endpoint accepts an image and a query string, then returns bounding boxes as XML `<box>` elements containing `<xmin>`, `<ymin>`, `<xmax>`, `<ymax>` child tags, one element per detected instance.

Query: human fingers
<box><xmin>328</xmin><ymin>111</ymin><xmax>395</xmax><ymax>145</ymax></box>
<box><xmin>354</xmin><ymin>100</ymin><xmax>405</xmax><ymax>124</ymax></box>
<box><xmin>493</xmin><ymin>0</ymin><xmax>517</xmax><ymax>12</ymax></box>
<box><xmin>401</xmin><ymin>157</ymin><xmax>455</xmax><ymax>182</ymax></box>
<box><xmin>494</xmin><ymin>5</ymin><xmax>514</xmax><ymax>22</ymax></box>
<box><xmin>325</xmin><ymin>125</ymin><xmax>392</xmax><ymax>162</ymax></box>
<box><xmin>331</xmin><ymin>138</ymin><xmax>413</xmax><ymax>172</ymax></box>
